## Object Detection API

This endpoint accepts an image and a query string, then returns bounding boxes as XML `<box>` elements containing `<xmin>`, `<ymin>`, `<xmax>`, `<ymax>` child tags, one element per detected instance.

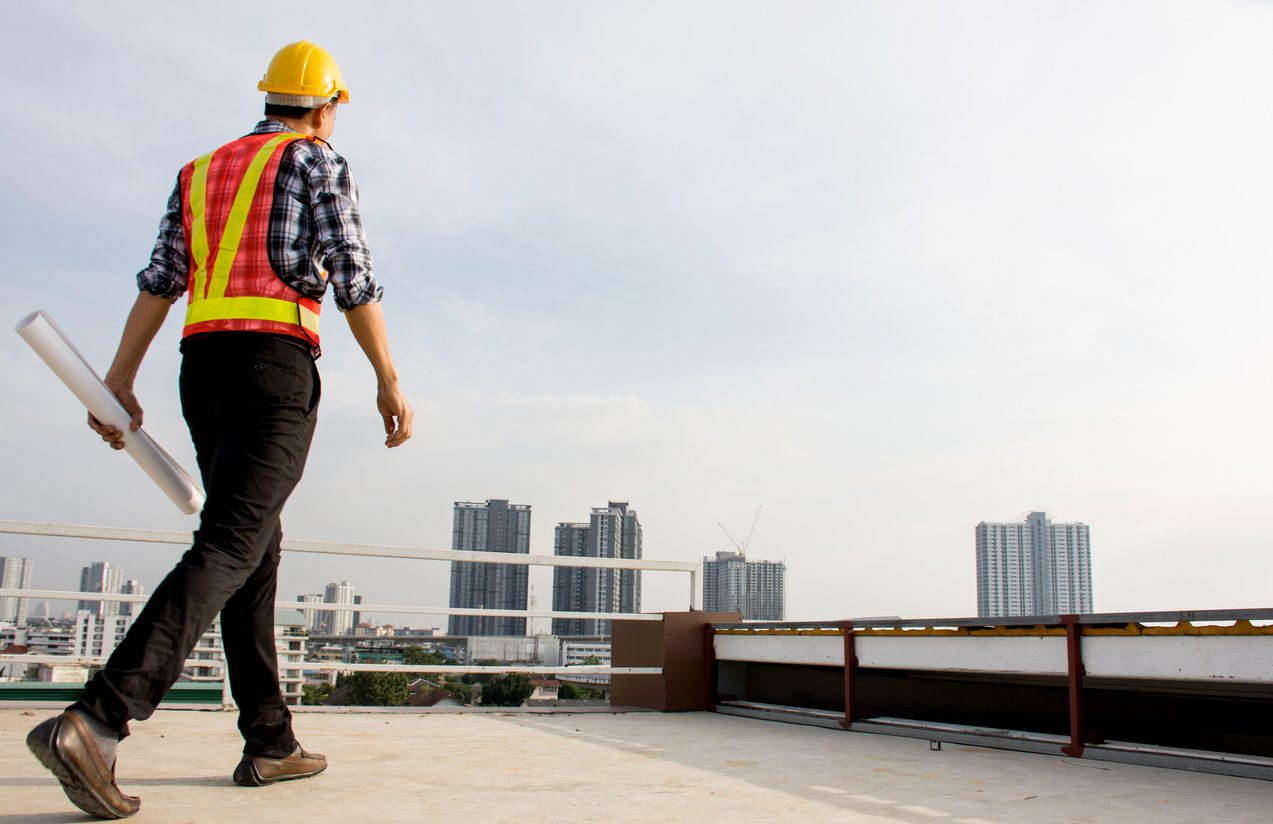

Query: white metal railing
<box><xmin>0</xmin><ymin>520</ymin><xmax>701</xmax><ymax>615</ymax></box>
<box><xmin>0</xmin><ymin>519</ymin><xmax>697</xmax><ymax>707</ymax></box>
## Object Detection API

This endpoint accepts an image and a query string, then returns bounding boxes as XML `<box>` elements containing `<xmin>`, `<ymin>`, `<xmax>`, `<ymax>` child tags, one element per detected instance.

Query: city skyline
<box><xmin>2</xmin><ymin>2</ymin><xmax>1272</xmax><ymax>627</ymax></box>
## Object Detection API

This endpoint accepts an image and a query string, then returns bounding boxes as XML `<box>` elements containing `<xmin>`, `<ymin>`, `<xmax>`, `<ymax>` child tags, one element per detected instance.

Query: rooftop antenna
<box><xmin>718</xmin><ymin>506</ymin><xmax>762</xmax><ymax>556</ymax></box>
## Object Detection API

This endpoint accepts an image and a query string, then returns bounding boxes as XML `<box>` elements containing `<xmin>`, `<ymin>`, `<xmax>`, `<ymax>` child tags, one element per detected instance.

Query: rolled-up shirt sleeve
<box><xmin>307</xmin><ymin>154</ymin><xmax>382</xmax><ymax>311</ymax></box>
<box><xmin>135</xmin><ymin>176</ymin><xmax>189</xmax><ymax>301</ymax></box>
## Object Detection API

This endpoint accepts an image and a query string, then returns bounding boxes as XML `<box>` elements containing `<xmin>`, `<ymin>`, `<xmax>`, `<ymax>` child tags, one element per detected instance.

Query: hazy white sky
<box><xmin>2</xmin><ymin>1</ymin><xmax>1271</xmax><ymax>626</ymax></box>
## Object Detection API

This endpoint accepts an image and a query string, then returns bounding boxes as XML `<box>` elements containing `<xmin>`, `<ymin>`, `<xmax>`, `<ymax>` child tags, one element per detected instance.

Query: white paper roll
<box><xmin>15</xmin><ymin>310</ymin><xmax>205</xmax><ymax>515</ymax></box>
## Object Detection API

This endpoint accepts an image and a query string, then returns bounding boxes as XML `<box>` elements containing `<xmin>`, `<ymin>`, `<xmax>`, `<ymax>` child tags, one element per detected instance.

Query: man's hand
<box><xmin>88</xmin><ymin>380</ymin><xmax>144</xmax><ymax>450</ymax></box>
<box><xmin>378</xmin><ymin>382</ymin><xmax>413</xmax><ymax>448</ymax></box>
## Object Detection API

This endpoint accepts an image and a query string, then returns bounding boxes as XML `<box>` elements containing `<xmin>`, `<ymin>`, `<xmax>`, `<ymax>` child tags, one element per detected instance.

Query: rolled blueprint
<box><xmin>15</xmin><ymin>310</ymin><xmax>205</xmax><ymax>515</ymax></box>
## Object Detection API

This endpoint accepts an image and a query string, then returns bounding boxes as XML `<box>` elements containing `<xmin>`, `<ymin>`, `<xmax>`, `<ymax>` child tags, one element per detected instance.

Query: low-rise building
<box><xmin>12</xmin><ymin>623</ymin><xmax>76</xmax><ymax>656</ymax></box>
<box><xmin>561</xmin><ymin>640</ymin><xmax>612</xmax><ymax>687</ymax></box>
<box><xmin>74</xmin><ymin>611</ymin><xmax>135</xmax><ymax>658</ymax></box>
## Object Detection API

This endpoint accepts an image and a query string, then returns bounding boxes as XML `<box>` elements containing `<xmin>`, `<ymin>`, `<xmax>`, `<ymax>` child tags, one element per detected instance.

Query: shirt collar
<box><xmin>253</xmin><ymin>119</ymin><xmax>298</xmax><ymax>135</ymax></box>
<box><xmin>250</xmin><ymin>119</ymin><xmax>328</xmax><ymax>148</ymax></box>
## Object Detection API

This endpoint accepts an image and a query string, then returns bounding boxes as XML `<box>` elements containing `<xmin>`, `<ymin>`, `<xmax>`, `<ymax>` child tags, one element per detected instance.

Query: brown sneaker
<box><xmin>26</xmin><ymin>710</ymin><xmax>140</xmax><ymax>819</ymax></box>
<box><xmin>233</xmin><ymin>745</ymin><xmax>327</xmax><ymax>786</ymax></box>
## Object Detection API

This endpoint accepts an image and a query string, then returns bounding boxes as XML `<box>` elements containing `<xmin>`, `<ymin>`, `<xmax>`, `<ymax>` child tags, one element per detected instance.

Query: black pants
<box><xmin>73</xmin><ymin>333</ymin><xmax>319</xmax><ymax>757</ymax></box>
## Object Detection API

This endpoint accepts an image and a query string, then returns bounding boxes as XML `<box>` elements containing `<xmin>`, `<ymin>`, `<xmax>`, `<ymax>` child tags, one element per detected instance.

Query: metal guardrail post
<box><xmin>838</xmin><ymin>621</ymin><xmax>857</xmax><ymax>729</ymax></box>
<box><xmin>1060</xmin><ymin>615</ymin><xmax>1103</xmax><ymax>756</ymax></box>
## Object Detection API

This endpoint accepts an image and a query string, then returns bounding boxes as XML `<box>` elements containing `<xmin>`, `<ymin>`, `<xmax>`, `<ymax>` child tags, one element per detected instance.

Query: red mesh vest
<box><xmin>179</xmin><ymin>132</ymin><xmax>322</xmax><ymax>348</ymax></box>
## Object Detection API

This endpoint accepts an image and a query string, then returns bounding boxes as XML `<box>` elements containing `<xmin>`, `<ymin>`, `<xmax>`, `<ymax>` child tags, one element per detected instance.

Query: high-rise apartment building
<box><xmin>701</xmin><ymin>551</ymin><xmax>786</xmax><ymax>620</ymax></box>
<box><xmin>0</xmin><ymin>557</ymin><xmax>34</xmax><ymax>626</ymax></box>
<box><xmin>79</xmin><ymin>562</ymin><xmax>123</xmax><ymax>617</ymax></box>
<box><xmin>448</xmin><ymin>499</ymin><xmax>531</xmax><ymax>636</ymax></box>
<box><xmin>552</xmin><ymin>502</ymin><xmax>643</xmax><ymax>636</ymax></box>
<box><xmin>119</xmin><ymin>580</ymin><xmax>145</xmax><ymax>616</ymax></box>
<box><xmin>297</xmin><ymin>594</ymin><xmax>324</xmax><ymax>632</ymax></box>
<box><xmin>323</xmin><ymin>581</ymin><xmax>356</xmax><ymax>635</ymax></box>
<box><xmin>975</xmin><ymin>511</ymin><xmax>1093</xmax><ymax>618</ymax></box>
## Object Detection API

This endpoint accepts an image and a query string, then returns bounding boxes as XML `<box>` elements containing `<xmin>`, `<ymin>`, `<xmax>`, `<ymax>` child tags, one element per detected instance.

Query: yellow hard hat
<box><xmin>258</xmin><ymin>41</ymin><xmax>350</xmax><ymax>107</ymax></box>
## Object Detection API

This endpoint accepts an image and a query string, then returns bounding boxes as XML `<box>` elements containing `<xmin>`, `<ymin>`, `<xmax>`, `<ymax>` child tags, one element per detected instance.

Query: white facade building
<box><xmin>323</xmin><ymin>581</ymin><xmax>356</xmax><ymax>636</ymax></box>
<box><xmin>976</xmin><ymin>511</ymin><xmax>1093</xmax><ymax>618</ymax></box>
<box><xmin>79</xmin><ymin>562</ymin><xmax>123</xmax><ymax>616</ymax></box>
<box><xmin>10</xmin><ymin>624</ymin><xmax>76</xmax><ymax>656</ymax></box>
<box><xmin>181</xmin><ymin>611</ymin><xmax>307</xmax><ymax>706</ymax></box>
<box><xmin>0</xmin><ymin>557</ymin><xmax>34</xmax><ymax>626</ymax></box>
<box><xmin>74</xmin><ymin>611</ymin><xmax>135</xmax><ymax>658</ymax></box>
<box><xmin>562</xmin><ymin>640</ymin><xmax>612</xmax><ymax>686</ymax></box>
<box><xmin>297</xmin><ymin>593</ymin><xmax>324</xmax><ymax>632</ymax></box>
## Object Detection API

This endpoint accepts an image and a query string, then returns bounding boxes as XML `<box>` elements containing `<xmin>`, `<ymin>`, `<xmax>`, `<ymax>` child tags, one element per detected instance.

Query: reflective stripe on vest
<box><xmin>181</xmin><ymin>132</ymin><xmax>321</xmax><ymax>347</ymax></box>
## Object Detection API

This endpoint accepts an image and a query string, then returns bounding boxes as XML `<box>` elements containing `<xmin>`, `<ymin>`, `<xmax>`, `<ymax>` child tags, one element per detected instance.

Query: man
<box><xmin>26</xmin><ymin>41</ymin><xmax>411</xmax><ymax>819</ymax></box>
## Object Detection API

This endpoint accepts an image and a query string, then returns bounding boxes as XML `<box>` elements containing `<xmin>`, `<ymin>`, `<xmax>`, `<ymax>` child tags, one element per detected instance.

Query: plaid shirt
<box><xmin>137</xmin><ymin>120</ymin><xmax>382</xmax><ymax>312</ymax></box>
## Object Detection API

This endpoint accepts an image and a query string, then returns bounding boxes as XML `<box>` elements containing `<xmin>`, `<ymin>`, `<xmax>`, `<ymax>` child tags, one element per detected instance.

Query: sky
<box><xmin>2</xmin><ymin>1</ymin><xmax>1272</xmax><ymax>628</ymax></box>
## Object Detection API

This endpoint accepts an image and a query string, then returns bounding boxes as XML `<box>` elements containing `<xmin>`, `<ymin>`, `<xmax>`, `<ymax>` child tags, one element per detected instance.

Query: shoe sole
<box><xmin>26</xmin><ymin>721</ymin><xmax>138</xmax><ymax>820</ymax></box>
<box><xmin>234</xmin><ymin>759</ymin><xmax>327</xmax><ymax>787</ymax></box>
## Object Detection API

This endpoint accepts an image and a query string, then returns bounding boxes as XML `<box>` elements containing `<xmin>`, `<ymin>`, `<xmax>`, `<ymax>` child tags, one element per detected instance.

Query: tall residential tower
<box><xmin>448</xmin><ymin>499</ymin><xmax>531</xmax><ymax>636</ymax></box>
<box><xmin>0</xmin><ymin>557</ymin><xmax>34</xmax><ymax>626</ymax></box>
<box><xmin>975</xmin><ymin>511</ymin><xmax>1093</xmax><ymax>618</ymax></box>
<box><xmin>702</xmin><ymin>552</ymin><xmax>786</xmax><ymax>620</ymax></box>
<box><xmin>79</xmin><ymin>562</ymin><xmax>123</xmax><ymax>617</ymax></box>
<box><xmin>323</xmin><ymin>581</ymin><xmax>356</xmax><ymax>635</ymax></box>
<box><xmin>552</xmin><ymin>501</ymin><xmax>643</xmax><ymax>636</ymax></box>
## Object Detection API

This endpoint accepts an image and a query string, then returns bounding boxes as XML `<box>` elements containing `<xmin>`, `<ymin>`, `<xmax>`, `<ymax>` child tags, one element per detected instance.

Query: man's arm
<box><xmin>345</xmin><ymin>302</ymin><xmax>412</xmax><ymax>448</ymax></box>
<box><xmin>89</xmin><ymin>292</ymin><xmax>172</xmax><ymax>449</ymax></box>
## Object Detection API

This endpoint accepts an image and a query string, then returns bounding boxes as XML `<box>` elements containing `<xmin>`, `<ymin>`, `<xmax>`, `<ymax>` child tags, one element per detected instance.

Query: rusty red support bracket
<box><xmin>1060</xmin><ymin>615</ymin><xmax>1104</xmax><ymax>756</ymax></box>
<box><xmin>839</xmin><ymin>620</ymin><xmax>870</xmax><ymax>729</ymax></box>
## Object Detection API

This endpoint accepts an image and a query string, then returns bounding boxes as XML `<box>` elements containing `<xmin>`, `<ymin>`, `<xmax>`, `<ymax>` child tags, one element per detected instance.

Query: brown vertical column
<box><xmin>1060</xmin><ymin>615</ymin><xmax>1102</xmax><ymax>756</ymax></box>
<box><xmin>838</xmin><ymin>621</ymin><xmax>857</xmax><ymax>730</ymax></box>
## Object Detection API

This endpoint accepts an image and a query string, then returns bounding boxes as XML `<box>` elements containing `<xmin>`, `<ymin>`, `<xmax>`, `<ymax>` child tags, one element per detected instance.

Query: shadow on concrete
<box><xmin>493</xmin><ymin>710</ymin><xmax>1015</xmax><ymax>824</ymax></box>
<box><xmin>484</xmin><ymin>710</ymin><xmax>1261</xmax><ymax>824</ymax></box>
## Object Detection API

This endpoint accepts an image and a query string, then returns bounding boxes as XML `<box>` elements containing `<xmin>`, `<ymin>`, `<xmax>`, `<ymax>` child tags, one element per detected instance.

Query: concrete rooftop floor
<box><xmin>3</xmin><ymin>707</ymin><xmax>1272</xmax><ymax>824</ymax></box>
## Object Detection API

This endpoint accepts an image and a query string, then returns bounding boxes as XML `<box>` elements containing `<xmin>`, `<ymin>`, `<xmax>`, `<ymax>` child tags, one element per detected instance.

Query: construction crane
<box><xmin>718</xmin><ymin>506</ymin><xmax>762</xmax><ymax>556</ymax></box>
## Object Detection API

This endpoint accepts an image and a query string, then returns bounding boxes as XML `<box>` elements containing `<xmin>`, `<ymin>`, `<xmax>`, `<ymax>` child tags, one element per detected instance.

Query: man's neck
<box><xmin>266</xmin><ymin>115</ymin><xmax>319</xmax><ymax>137</ymax></box>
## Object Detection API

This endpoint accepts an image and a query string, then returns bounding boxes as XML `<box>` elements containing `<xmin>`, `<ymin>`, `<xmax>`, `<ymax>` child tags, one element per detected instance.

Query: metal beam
<box><xmin>711</xmin><ymin>607</ymin><xmax>1273</xmax><ymax>631</ymax></box>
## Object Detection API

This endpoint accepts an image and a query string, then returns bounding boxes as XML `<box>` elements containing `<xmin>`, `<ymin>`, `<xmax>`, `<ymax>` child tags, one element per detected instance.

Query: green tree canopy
<box><xmin>479</xmin><ymin>673</ymin><xmax>535</xmax><ymax>707</ymax></box>
<box><xmin>402</xmin><ymin>645</ymin><xmax>448</xmax><ymax>666</ymax></box>
<box><xmin>345</xmin><ymin>671</ymin><xmax>409</xmax><ymax>706</ymax></box>
<box><xmin>460</xmin><ymin>659</ymin><xmax>503</xmax><ymax>685</ymax></box>
<box><xmin>302</xmin><ymin>683</ymin><xmax>334</xmax><ymax>705</ymax></box>
<box><xmin>557</xmin><ymin>681</ymin><xmax>584</xmax><ymax>700</ymax></box>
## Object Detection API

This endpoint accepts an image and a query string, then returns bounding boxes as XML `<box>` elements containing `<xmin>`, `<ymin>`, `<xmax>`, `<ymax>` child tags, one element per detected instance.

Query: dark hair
<box><xmin>264</xmin><ymin>97</ymin><xmax>339</xmax><ymax>120</ymax></box>
<box><xmin>264</xmin><ymin>103</ymin><xmax>314</xmax><ymax>119</ymax></box>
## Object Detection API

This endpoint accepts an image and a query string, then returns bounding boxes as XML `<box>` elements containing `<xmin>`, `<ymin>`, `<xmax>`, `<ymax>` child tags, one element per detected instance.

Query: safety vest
<box><xmin>179</xmin><ymin>131</ymin><xmax>322</xmax><ymax>348</ymax></box>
